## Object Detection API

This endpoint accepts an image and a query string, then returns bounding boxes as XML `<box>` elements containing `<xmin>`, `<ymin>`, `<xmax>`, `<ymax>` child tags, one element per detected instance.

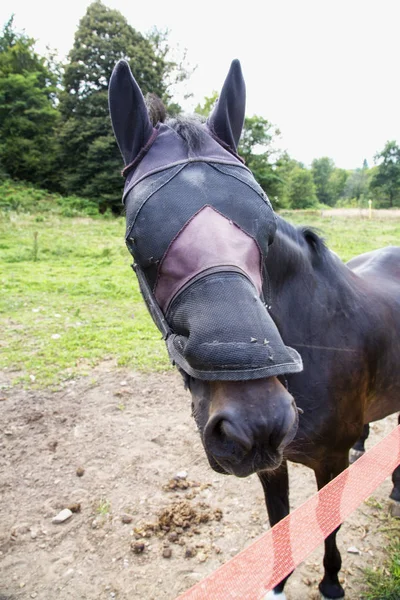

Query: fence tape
<box><xmin>176</xmin><ymin>425</ymin><xmax>400</xmax><ymax>600</ymax></box>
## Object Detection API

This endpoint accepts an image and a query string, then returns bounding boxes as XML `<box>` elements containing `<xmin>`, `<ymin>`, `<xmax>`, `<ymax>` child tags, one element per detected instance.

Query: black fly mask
<box><xmin>109</xmin><ymin>60</ymin><xmax>302</xmax><ymax>381</ymax></box>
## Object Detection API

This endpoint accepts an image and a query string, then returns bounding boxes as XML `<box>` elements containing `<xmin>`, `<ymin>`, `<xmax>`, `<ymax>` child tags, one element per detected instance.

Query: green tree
<box><xmin>370</xmin><ymin>141</ymin><xmax>400</xmax><ymax>207</ymax></box>
<box><xmin>286</xmin><ymin>165</ymin><xmax>318</xmax><ymax>209</ymax></box>
<box><xmin>329</xmin><ymin>168</ymin><xmax>349</xmax><ymax>202</ymax></box>
<box><xmin>311</xmin><ymin>157</ymin><xmax>336</xmax><ymax>206</ymax></box>
<box><xmin>238</xmin><ymin>115</ymin><xmax>282</xmax><ymax>201</ymax></box>
<box><xmin>0</xmin><ymin>17</ymin><xmax>59</xmax><ymax>187</ymax></box>
<box><xmin>343</xmin><ymin>161</ymin><xmax>369</xmax><ymax>202</ymax></box>
<box><xmin>58</xmin><ymin>1</ymin><xmax>173</xmax><ymax>212</ymax></box>
<box><xmin>195</xmin><ymin>91</ymin><xmax>218</xmax><ymax>118</ymax></box>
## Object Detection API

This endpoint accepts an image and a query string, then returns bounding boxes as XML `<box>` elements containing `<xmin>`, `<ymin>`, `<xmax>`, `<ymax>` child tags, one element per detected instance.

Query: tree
<box><xmin>58</xmin><ymin>1</ymin><xmax>174</xmax><ymax>212</ymax></box>
<box><xmin>194</xmin><ymin>91</ymin><xmax>218</xmax><ymax>118</ymax></box>
<box><xmin>343</xmin><ymin>161</ymin><xmax>369</xmax><ymax>203</ymax></box>
<box><xmin>311</xmin><ymin>157</ymin><xmax>336</xmax><ymax>206</ymax></box>
<box><xmin>329</xmin><ymin>168</ymin><xmax>349</xmax><ymax>202</ymax></box>
<box><xmin>0</xmin><ymin>17</ymin><xmax>60</xmax><ymax>187</ymax></box>
<box><xmin>370</xmin><ymin>141</ymin><xmax>400</xmax><ymax>207</ymax></box>
<box><xmin>286</xmin><ymin>166</ymin><xmax>318</xmax><ymax>209</ymax></box>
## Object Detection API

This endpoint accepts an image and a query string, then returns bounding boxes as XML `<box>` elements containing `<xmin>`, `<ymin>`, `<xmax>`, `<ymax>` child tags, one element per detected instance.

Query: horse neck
<box><xmin>264</xmin><ymin>217</ymin><xmax>364</xmax><ymax>337</ymax></box>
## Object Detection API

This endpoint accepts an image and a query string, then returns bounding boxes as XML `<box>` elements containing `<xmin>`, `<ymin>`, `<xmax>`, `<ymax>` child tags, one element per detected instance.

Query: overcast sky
<box><xmin>2</xmin><ymin>0</ymin><xmax>400</xmax><ymax>169</ymax></box>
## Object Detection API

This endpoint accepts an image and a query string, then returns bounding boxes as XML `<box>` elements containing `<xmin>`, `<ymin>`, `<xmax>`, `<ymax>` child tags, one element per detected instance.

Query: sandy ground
<box><xmin>0</xmin><ymin>363</ymin><xmax>398</xmax><ymax>600</ymax></box>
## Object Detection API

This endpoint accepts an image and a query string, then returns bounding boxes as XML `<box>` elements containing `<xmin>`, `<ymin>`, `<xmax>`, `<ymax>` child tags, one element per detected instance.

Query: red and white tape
<box><xmin>176</xmin><ymin>425</ymin><xmax>400</xmax><ymax>600</ymax></box>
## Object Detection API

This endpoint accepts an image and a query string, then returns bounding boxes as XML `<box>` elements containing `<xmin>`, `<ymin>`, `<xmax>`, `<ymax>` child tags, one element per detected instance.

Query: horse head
<box><xmin>109</xmin><ymin>60</ymin><xmax>303</xmax><ymax>478</ymax></box>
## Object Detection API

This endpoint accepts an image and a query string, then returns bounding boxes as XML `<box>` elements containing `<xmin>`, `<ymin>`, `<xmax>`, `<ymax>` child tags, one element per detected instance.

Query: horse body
<box><xmin>250</xmin><ymin>221</ymin><xmax>400</xmax><ymax>598</ymax></box>
<box><xmin>269</xmin><ymin>224</ymin><xmax>400</xmax><ymax>451</ymax></box>
<box><xmin>108</xmin><ymin>58</ymin><xmax>400</xmax><ymax>599</ymax></box>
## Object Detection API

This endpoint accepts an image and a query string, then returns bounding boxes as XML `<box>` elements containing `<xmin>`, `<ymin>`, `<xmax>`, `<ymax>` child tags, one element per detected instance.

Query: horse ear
<box><xmin>109</xmin><ymin>60</ymin><xmax>154</xmax><ymax>165</ymax></box>
<box><xmin>208</xmin><ymin>59</ymin><xmax>246</xmax><ymax>151</ymax></box>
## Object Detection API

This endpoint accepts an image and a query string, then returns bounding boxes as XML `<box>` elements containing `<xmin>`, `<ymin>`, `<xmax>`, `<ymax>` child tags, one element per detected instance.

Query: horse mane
<box><xmin>145</xmin><ymin>93</ymin><xmax>209</xmax><ymax>153</ymax></box>
<box><xmin>275</xmin><ymin>216</ymin><xmax>328</xmax><ymax>260</ymax></box>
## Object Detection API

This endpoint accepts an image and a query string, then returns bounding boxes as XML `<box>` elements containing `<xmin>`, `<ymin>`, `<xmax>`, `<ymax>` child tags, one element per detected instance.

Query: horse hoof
<box><xmin>264</xmin><ymin>592</ymin><xmax>287</xmax><ymax>600</ymax></box>
<box><xmin>349</xmin><ymin>448</ymin><xmax>364</xmax><ymax>464</ymax></box>
<box><xmin>390</xmin><ymin>500</ymin><xmax>400</xmax><ymax>518</ymax></box>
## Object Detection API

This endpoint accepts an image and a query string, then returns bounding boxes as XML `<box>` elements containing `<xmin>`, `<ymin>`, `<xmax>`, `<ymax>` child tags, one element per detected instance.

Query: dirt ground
<box><xmin>0</xmin><ymin>363</ymin><xmax>398</xmax><ymax>600</ymax></box>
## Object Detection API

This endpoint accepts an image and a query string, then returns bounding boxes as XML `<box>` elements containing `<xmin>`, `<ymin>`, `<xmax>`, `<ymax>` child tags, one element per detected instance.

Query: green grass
<box><xmin>0</xmin><ymin>211</ymin><xmax>168</xmax><ymax>387</ymax></box>
<box><xmin>1</xmin><ymin>209</ymin><xmax>400</xmax><ymax>387</ymax></box>
<box><xmin>362</xmin><ymin>516</ymin><xmax>400</xmax><ymax>599</ymax></box>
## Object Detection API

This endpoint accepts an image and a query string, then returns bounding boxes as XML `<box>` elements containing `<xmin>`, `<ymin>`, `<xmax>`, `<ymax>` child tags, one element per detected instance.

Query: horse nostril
<box><xmin>205</xmin><ymin>415</ymin><xmax>253</xmax><ymax>462</ymax></box>
<box><xmin>220</xmin><ymin>420</ymin><xmax>253</xmax><ymax>453</ymax></box>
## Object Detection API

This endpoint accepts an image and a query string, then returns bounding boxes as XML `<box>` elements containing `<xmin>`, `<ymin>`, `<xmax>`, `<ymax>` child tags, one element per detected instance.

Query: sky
<box><xmin>2</xmin><ymin>0</ymin><xmax>400</xmax><ymax>169</ymax></box>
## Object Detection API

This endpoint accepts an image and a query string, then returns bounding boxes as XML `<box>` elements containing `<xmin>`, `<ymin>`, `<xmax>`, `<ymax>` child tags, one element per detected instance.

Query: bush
<box><xmin>0</xmin><ymin>179</ymin><xmax>100</xmax><ymax>217</ymax></box>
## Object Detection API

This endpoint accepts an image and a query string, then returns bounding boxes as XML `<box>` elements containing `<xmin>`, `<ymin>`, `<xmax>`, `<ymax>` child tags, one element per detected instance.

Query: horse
<box><xmin>108</xmin><ymin>59</ymin><xmax>400</xmax><ymax>599</ymax></box>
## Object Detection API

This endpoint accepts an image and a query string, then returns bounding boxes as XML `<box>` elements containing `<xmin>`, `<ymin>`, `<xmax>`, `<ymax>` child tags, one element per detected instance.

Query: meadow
<box><xmin>1</xmin><ymin>206</ymin><xmax>400</xmax><ymax>388</ymax></box>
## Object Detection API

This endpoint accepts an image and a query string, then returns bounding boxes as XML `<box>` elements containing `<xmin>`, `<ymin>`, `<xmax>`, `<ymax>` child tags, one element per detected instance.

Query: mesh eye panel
<box><xmin>126</xmin><ymin>162</ymin><xmax>275</xmax><ymax>280</ymax></box>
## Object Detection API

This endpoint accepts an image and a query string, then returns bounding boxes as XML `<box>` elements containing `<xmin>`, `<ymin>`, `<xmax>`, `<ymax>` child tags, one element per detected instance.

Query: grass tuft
<box><xmin>362</xmin><ymin>515</ymin><xmax>400</xmax><ymax>599</ymax></box>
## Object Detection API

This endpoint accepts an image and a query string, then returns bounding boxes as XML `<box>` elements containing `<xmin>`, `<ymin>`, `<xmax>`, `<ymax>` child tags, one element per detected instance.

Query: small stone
<box><xmin>30</xmin><ymin>530</ymin><xmax>37</xmax><ymax>540</ymax></box>
<box><xmin>31</xmin><ymin>593</ymin><xmax>38</xmax><ymax>598</ymax></box>
<box><xmin>91</xmin><ymin>519</ymin><xmax>98</xmax><ymax>529</ymax></box>
<box><xmin>76</xmin><ymin>466</ymin><xmax>85</xmax><ymax>477</ymax></box>
<box><xmin>48</xmin><ymin>440</ymin><xmax>58</xmax><ymax>451</ymax></box>
<box><xmin>197</xmin><ymin>551</ymin><xmax>207</xmax><ymax>563</ymax></box>
<box><xmin>131</xmin><ymin>541</ymin><xmax>145</xmax><ymax>554</ymax></box>
<box><xmin>52</xmin><ymin>509</ymin><xmax>73</xmax><ymax>524</ymax></box>
<box><xmin>175</xmin><ymin>470</ymin><xmax>188</xmax><ymax>480</ymax></box>
<box><xmin>347</xmin><ymin>546</ymin><xmax>361</xmax><ymax>554</ymax></box>
<box><xmin>162</xmin><ymin>548</ymin><xmax>172</xmax><ymax>558</ymax></box>
<box><xmin>68</xmin><ymin>503</ymin><xmax>81</xmax><ymax>513</ymax></box>
<box><xmin>121</xmin><ymin>513</ymin><xmax>133</xmax><ymax>524</ymax></box>
<box><xmin>168</xmin><ymin>532</ymin><xmax>178</xmax><ymax>543</ymax></box>
<box><xmin>184</xmin><ymin>547</ymin><xmax>196</xmax><ymax>558</ymax></box>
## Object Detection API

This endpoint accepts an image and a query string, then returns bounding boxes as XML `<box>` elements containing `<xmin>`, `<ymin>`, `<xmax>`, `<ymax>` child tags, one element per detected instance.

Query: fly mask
<box><xmin>109</xmin><ymin>59</ymin><xmax>303</xmax><ymax>381</ymax></box>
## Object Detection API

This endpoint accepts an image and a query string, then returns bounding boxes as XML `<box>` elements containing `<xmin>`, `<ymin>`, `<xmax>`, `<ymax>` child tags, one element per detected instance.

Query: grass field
<box><xmin>1</xmin><ymin>210</ymin><xmax>400</xmax><ymax>388</ymax></box>
<box><xmin>363</xmin><ymin>516</ymin><xmax>400</xmax><ymax>600</ymax></box>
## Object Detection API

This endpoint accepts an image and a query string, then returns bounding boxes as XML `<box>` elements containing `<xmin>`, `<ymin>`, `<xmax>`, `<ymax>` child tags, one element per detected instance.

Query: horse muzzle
<box><xmin>199</xmin><ymin>378</ymin><xmax>299</xmax><ymax>478</ymax></box>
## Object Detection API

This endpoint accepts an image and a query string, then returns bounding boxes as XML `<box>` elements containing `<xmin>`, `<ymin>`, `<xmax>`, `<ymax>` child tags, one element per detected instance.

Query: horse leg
<box><xmin>314</xmin><ymin>456</ymin><xmax>348</xmax><ymax>600</ymax></box>
<box><xmin>258</xmin><ymin>460</ymin><xmax>291</xmax><ymax>600</ymax></box>
<box><xmin>349</xmin><ymin>423</ymin><xmax>370</xmax><ymax>464</ymax></box>
<box><xmin>390</xmin><ymin>414</ymin><xmax>400</xmax><ymax>506</ymax></box>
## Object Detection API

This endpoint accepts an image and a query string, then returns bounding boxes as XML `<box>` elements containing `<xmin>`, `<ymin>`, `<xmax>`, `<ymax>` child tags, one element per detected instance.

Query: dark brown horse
<box><xmin>108</xmin><ymin>59</ymin><xmax>400</xmax><ymax>599</ymax></box>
